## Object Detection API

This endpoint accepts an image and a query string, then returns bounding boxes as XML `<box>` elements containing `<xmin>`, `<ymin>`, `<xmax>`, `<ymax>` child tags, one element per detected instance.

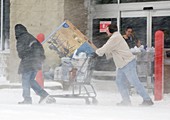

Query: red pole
<box><xmin>36</xmin><ymin>33</ymin><xmax>45</xmax><ymax>88</ymax></box>
<box><xmin>154</xmin><ymin>30</ymin><xmax>164</xmax><ymax>101</ymax></box>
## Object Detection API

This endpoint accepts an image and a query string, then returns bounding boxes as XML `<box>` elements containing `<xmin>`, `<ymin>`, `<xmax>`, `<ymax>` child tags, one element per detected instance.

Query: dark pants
<box><xmin>21</xmin><ymin>70</ymin><xmax>48</xmax><ymax>101</ymax></box>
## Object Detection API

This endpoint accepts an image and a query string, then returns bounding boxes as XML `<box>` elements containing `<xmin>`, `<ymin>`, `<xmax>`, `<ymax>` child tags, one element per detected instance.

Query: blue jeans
<box><xmin>116</xmin><ymin>59</ymin><xmax>151</xmax><ymax>103</ymax></box>
<box><xmin>21</xmin><ymin>71</ymin><xmax>48</xmax><ymax>101</ymax></box>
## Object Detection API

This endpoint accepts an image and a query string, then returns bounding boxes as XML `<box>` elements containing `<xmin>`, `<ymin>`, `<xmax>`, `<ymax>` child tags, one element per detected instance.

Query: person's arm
<box><xmin>31</xmin><ymin>40</ymin><xmax>46</xmax><ymax>61</ymax></box>
<box><xmin>16</xmin><ymin>40</ymin><xmax>32</xmax><ymax>59</ymax></box>
<box><xmin>95</xmin><ymin>37</ymin><xmax>118</xmax><ymax>56</ymax></box>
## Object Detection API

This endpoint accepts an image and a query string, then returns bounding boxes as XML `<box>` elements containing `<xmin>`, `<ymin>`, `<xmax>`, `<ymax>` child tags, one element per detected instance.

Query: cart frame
<box><xmin>50</xmin><ymin>57</ymin><xmax>98</xmax><ymax>104</ymax></box>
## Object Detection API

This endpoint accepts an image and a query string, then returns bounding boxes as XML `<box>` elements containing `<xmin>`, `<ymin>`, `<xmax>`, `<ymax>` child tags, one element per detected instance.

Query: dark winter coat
<box><xmin>15</xmin><ymin>24</ymin><xmax>46</xmax><ymax>74</ymax></box>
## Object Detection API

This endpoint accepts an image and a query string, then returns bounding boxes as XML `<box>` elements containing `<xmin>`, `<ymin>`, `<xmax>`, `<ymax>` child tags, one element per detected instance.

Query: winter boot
<box><xmin>140</xmin><ymin>99</ymin><xmax>154</xmax><ymax>106</ymax></box>
<box><xmin>46</xmin><ymin>96</ymin><xmax>56</xmax><ymax>104</ymax></box>
<box><xmin>39</xmin><ymin>95</ymin><xmax>56</xmax><ymax>104</ymax></box>
<box><xmin>18</xmin><ymin>99</ymin><xmax>32</xmax><ymax>104</ymax></box>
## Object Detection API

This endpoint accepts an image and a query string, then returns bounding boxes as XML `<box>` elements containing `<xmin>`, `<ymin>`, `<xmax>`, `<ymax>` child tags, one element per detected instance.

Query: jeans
<box><xmin>21</xmin><ymin>70</ymin><xmax>49</xmax><ymax>101</ymax></box>
<box><xmin>116</xmin><ymin>59</ymin><xmax>151</xmax><ymax>103</ymax></box>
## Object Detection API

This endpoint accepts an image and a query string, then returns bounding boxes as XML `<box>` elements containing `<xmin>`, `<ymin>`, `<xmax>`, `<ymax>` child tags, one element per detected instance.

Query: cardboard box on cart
<box><xmin>42</xmin><ymin>20</ymin><xmax>97</xmax><ymax>57</ymax></box>
<box><xmin>43</xmin><ymin>20</ymin><xmax>97</xmax><ymax>89</ymax></box>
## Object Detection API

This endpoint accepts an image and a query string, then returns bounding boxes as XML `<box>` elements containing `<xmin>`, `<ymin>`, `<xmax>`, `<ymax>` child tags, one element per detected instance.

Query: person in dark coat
<box><xmin>15</xmin><ymin>24</ymin><xmax>56</xmax><ymax>104</ymax></box>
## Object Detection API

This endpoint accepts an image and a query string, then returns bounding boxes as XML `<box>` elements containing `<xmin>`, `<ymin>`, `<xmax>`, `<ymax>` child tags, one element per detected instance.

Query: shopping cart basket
<box><xmin>50</xmin><ymin>56</ymin><xmax>98</xmax><ymax>105</ymax></box>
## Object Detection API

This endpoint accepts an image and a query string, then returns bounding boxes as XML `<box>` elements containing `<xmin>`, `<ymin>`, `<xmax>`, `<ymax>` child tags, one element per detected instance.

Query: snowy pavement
<box><xmin>0</xmin><ymin>80</ymin><xmax>170</xmax><ymax>120</ymax></box>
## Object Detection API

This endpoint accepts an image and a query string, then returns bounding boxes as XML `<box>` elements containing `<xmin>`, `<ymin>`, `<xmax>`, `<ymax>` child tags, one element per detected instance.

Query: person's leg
<box><xmin>29</xmin><ymin>70</ymin><xmax>56</xmax><ymax>104</ymax></box>
<box><xmin>29</xmin><ymin>71</ymin><xmax>49</xmax><ymax>98</ymax></box>
<box><xmin>19</xmin><ymin>72</ymin><xmax>32</xmax><ymax>104</ymax></box>
<box><xmin>123</xmin><ymin>59</ymin><xmax>151</xmax><ymax>101</ymax></box>
<box><xmin>116</xmin><ymin>69</ymin><xmax>131</xmax><ymax>104</ymax></box>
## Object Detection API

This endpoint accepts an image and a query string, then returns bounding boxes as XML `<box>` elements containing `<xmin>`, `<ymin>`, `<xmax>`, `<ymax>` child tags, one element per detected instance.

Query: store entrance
<box><xmin>121</xmin><ymin>10</ymin><xmax>170</xmax><ymax>48</ymax></box>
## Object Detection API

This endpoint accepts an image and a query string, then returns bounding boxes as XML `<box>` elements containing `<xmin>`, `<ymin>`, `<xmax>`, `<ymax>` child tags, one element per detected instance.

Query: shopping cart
<box><xmin>129</xmin><ymin>51</ymin><xmax>155</xmax><ymax>94</ymax></box>
<box><xmin>43</xmin><ymin>20</ymin><xmax>97</xmax><ymax>104</ymax></box>
<box><xmin>51</xmin><ymin>56</ymin><xmax>98</xmax><ymax>105</ymax></box>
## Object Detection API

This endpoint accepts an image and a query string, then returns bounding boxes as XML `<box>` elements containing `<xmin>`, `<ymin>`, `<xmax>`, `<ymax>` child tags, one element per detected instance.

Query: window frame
<box><xmin>0</xmin><ymin>0</ymin><xmax>10</xmax><ymax>52</ymax></box>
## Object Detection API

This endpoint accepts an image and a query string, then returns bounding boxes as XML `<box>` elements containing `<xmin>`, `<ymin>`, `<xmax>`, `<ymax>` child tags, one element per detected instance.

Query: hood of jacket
<box><xmin>15</xmin><ymin>24</ymin><xmax>28</xmax><ymax>39</ymax></box>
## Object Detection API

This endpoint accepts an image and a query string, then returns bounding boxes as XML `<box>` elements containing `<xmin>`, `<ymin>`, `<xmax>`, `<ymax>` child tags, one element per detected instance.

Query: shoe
<box><xmin>46</xmin><ymin>96</ymin><xmax>56</xmax><ymax>104</ymax></box>
<box><xmin>116</xmin><ymin>101</ymin><xmax>131</xmax><ymax>106</ymax></box>
<box><xmin>39</xmin><ymin>95</ymin><xmax>48</xmax><ymax>104</ymax></box>
<box><xmin>39</xmin><ymin>95</ymin><xmax>56</xmax><ymax>104</ymax></box>
<box><xmin>18</xmin><ymin>100</ymin><xmax>32</xmax><ymax>104</ymax></box>
<box><xmin>140</xmin><ymin>100</ymin><xmax>154</xmax><ymax>106</ymax></box>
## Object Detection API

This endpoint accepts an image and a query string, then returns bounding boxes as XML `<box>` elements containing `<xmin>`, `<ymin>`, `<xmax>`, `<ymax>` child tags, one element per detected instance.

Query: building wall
<box><xmin>64</xmin><ymin>0</ymin><xmax>88</xmax><ymax>35</ymax></box>
<box><xmin>8</xmin><ymin>0</ymin><xmax>88</xmax><ymax>82</ymax></box>
<box><xmin>9</xmin><ymin>0</ymin><xmax>65</xmax><ymax>82</ymax></box>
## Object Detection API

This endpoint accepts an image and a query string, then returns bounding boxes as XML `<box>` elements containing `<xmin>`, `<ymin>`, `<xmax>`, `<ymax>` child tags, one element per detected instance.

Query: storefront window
<box><xmin>121</xmin><ymin>17</ymin><xmax>147</xmax><ymax>47</ymax></box>
<box><xmin>121</xmin><ymin>0</ymin><xmax>170</xmax><ymax>3</ymax></box>
<box><xmin>152</xmin><ymin>16</ymin><xmax>170</xmax><ymax>48</ymax></box>
<box><xmin>93</xmin><ymin>18</ymin><xmax>117</xmax><ymax>71</ymax></box>
<box><xmin>93</xmin><ymin>18</ymin><xmax>117</xmax><ymax>48</ymax></box>
<box><xmin>95</xmin><ymin>0</ymin><xmax>117</xmax><ymax>4</ymax></box>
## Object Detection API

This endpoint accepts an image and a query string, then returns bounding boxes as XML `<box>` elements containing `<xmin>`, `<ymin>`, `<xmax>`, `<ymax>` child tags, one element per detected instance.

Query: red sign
<box><xmin>100</xmin><ymin>21</ymin><xmax>111</xmax><ymax>32</ymax></box>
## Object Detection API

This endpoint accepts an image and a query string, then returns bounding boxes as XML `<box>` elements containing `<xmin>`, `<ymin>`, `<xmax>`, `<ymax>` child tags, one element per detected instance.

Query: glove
<box><xmin>91</xmin><ymin>52</ymin><xmax>98</xmax><ymax>58</ymax></box>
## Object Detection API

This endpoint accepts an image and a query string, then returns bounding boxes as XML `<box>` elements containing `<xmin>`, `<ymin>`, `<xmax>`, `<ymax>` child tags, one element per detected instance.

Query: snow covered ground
<box><xmin>0</xmin><ymin>80</ymin><xmax>170</xmax><ymax>120</ymax></box>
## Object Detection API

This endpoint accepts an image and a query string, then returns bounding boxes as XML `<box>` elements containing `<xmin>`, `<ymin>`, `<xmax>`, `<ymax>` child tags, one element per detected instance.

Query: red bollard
<box><xmin>36</xmin><ymin>33</ymin><xmax>45</xmax><ymax>88</ymax></box>
<box><xmin>37</xmin><ymin>33</ymin><xmax>45</xmax><ymax>43</ymax></box>
<box><xmin>154</xmin><ymin>30</ymin><xmax>164</xmax><ymax>101</ymax></box>
<box><xmin>36</xmin><ymin>71</ymin><xmax>44</xmax><ymax>88</ymax></box>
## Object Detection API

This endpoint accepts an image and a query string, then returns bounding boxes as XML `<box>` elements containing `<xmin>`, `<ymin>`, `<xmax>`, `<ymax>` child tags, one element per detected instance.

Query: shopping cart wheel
<box><xmin>92</xmin><ymin>98</ymin><xmax>98</xmax><ymax>105</ymax></box>
<box><xmin>85</xmin><ymin>98</ymin><xmax>91</xmax><ymax>105</ymax></box>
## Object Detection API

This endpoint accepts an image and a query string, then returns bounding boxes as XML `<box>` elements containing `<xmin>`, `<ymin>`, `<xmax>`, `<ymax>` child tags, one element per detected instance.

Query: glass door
<box><xmin>121</xmin><ymin>10</ymin><xmax>170</xmax><ymax>48</ymax></box>
<box><xmin>120</xmin><ymin>11</ymin><xmax>148</xmax><ymax>48</ymax></box>
<box><xmin>152</xmin><ymin>10</ymin><xmax>170</xmax><ymax>48</ymax></box>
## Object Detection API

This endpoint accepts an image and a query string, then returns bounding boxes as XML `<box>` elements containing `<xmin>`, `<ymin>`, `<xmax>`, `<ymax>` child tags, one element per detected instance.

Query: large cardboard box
<box><xmin>43</xmin><ymin>20</ymin><xmax>97</xmax><ymax>57</ymax></box>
